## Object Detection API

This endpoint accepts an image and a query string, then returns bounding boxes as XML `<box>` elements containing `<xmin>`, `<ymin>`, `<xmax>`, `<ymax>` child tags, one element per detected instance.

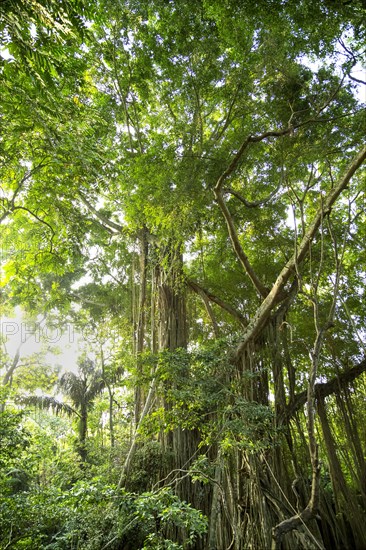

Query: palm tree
<box><xmin>59</xmin><ymin>358</ymin><xmax>104</xmax><ymax>461</ymax></box>
<box><xmin>19</xmin><ymin>357</ymin><xmax>104</xmax><ymax>461</ymax></box>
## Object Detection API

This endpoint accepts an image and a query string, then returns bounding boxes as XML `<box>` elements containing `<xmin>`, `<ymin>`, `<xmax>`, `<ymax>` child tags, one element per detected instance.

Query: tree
<box><xmin>1</xmin><ymin>0</ymin><xmax>366</xmax><ymax>548</ymax></box>
<box><xmin>59</xmin><ymin>357</ymin><xmax>104</xmax><ymax>461</ymax></box>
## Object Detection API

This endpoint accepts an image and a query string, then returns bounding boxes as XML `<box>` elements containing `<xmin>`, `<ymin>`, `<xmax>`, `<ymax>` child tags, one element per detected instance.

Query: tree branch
<box><xmin>2</xmin><ymin>315</ymin><xmax>47</xmax><ymax>386</ymax></box>
<box><xmin>12</xmin><ymin>206</ymin><xmax>55</xmax><ymax>249</ymax></box>
<box><xmin>212</xmin><ymin>85</ymin><xmax>241</xmax><ymax>142</ymax></box>
<box><xmin>214</xmin><ymin>127</ymin><xmax>292</xmax><ymax>194</ymax></box>
<box><xmin>286</xmin><ymin>358</ymin><xmax>366</xmax><ymax>419</ymax></box>
<box><xmin>213</xmin><ymin>189</ymin><xmax>270</xmax><ymax>297</ymax></box>
<box><xmin>187</xmin><ymin>280</ymin><xmax>248</xmax><ymax>327</ymax></box>
<box><xmin>223</xmin><ymin>186</ymin><xmax>278</xmax><ymax>208</ymax></box>
<box><xmin>0</xmin><ymin>159</ymin><xmax>50</xmax><ymax>224</ymax></box>
<box><xmin>235</xmin><ymin>144</ymin><xmax>366</xmax><ymax>358</ymax></box>
<box><xmin>78</xmin><ymin>192</ymin><xmax>124</xmax><ymax>233</ymax></box>
<box><xmin>272</xmin><ymin>506</ymin><xmax>323</xmax><ymax>550</ymax></box>
<box><xmin>214</xmin><ymin>127</ymin><xmax>295</xmax><ymax>298</ymax></box>
<box><xmin>189</xmin><ymin>281</ymin><xmax>219</xmax><ymax>336</ymax></box>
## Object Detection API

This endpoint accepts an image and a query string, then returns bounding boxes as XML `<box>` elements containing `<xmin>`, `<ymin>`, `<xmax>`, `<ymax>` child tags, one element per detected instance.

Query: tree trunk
<box><xmin>107</xmin><ymin>384</ymin><xmax>115</xmax><ymax>448</ymax></box>
<box><xmin>317</xmin><ymin>397</ymin><xmax>366</xmax><ymax>549</ymax></box>
<box><xmin>336</xmin><ymin>388</ymin><xmax>366</xmax><ymax>507</ymax></box>
<box><xmin>157</xmin><ymin>258</ymin><xmax>187</xmax><ymax>351</ymax></box>
<box><xmin>78</xmin><ymin>405</ymin><xmax>88</xmax><ymax>462</ymax></box>
<box><xmin>134</xmin><ymin>229</ymin><xmax>149</xmax><ymax>426</ymax></box>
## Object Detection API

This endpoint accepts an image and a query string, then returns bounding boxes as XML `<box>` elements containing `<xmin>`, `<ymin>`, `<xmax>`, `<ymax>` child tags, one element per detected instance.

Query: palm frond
<box><xmin>17</xmin><ymin>394</ymin><xmax>78</xmax><ymax>417</ymax></box>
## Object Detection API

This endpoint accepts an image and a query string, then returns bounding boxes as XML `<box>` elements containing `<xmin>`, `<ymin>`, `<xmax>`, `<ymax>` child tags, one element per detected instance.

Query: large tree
<box><xmin>1</xmin><ymin>1</ymin><xmax>366</xmax><ymax>548</ymax></box>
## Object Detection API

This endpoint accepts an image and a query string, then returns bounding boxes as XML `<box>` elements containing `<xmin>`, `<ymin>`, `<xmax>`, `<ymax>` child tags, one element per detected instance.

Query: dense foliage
<box><xmin>1</xmin><ymin>0</ymin><xmax>365</xmax><ymax>548</ymax></box>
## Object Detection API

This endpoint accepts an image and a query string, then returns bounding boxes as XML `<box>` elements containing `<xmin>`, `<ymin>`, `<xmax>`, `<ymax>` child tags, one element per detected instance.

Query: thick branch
<box><xmin>236</xmin><ymin>144</ymin><xmax>366</xmax><ymax>358</ymax></box>
<box><xmin>213</xmin><ymin>191</ymin><xmax>269</xmax><ymax>298</ymax></box>
<box><xmin>68</xmin><ymin>292</ymin><xmax>109</xmax><ymax>308</ymax></box>
<box><xmin>286</xmin><ymin>358</ymin><xmax>366</xmax><ymax>419</ymax></box>
<box><xmin>214</xmin><ymin>127</ymin><xmax>293</xmax><ymax>298</ymax></box>
<box><xmin>78</xmin><ymin>192</ymin><xmax>124</xmax><ymax>233</ymax></box>
<box><xmin>223</xmin><ymin>186</ymin><xmax>278</xmax><ymax>208</ymax></box>
<box><xmin>0</xmin><ymin>207</ymin><xmax>11</xmax><ymax>223</ymax></box>
<box><xmin>187</xmin><ymin>280</ymin><xmax>248</xmax><ymax>327</ymax></box>
<box><xmin>191</xmin><ymin>283</ymin><xmax>219</xmax><ymax>336</ymax></box>
<box><xmin>214</xmin><ymin>127</ymin><xmax>292</xmax><ymax>194</ymax></box>
<box><xmin>2</xmin><ymin>347</ymin><xmax>21</xmax><ymax>386</ymax></box>
<box><xmin>272</xmin><ymin>506</ymin><xmax>322</xmax><ymax>550</ymax></box>
<box><xmin>348</xmin><ymin>74</ymin><xmax>366</xmax><ymax>85</ymax></box>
